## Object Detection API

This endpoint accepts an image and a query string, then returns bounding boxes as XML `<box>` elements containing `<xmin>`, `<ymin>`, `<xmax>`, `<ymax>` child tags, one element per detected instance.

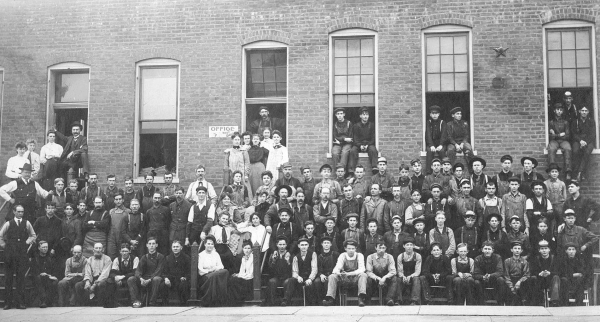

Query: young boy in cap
<box><xmin>383</xmin><ymin>216</ymin><xmax>411</xmax><ymax>263</ymax></box>
<box><xmin>412</xmin><ymin>217</ymin><xmax>430</xmax><ymax>259</ymax></box>
<box><xmin>518</xmin><ymin>157</ymin><xmax>545</xmax><ymax>199</ymax></box>
<box><xmin>473</xmin><ymin>241</ymin><xmax>506</xmax><ymax>305</ymax></box>
<box><xmin>562</xmin><ymin>91</ymin><xmax>578</xmax><ymax>123</ymax></box>
<box><xmin>506</xmin><ymin>216</ymin><xmax>531</xmax><ymax>259</ymax></box>
<box><xmin>454</xmin><ymin>211</ymin><xmax>481</xmax><ymax>259</ymax></box>
<box><xmin>495</xmin><ymin>155</ymin><xmax>514</xmax><ymax>197</ymax></box>
<box><xmin>312</xmin><ymin>164</ymin><xmax>342</xmax><ymax>205</ymax></box>
<box><xmin>371</xmin><ymin>157</ymin><xmax>395</xmax><ymax>201</ymax></box>
<box><xmin>420</xmin><ymin>242</ymin><xmax>453</xmax><ymax>304</ymax></box>
<box><xmin>341</xmin><ymin>213</ymin><xmax>364</xmax><ymax>252</ymax></box>
<box><xmin>350</xmin><ymin>106</ymin><xmax>378</xmax><ymax>175</ymax></box>
<box><xmin>446</xmin><ymin>106</ymin><xmax>473</xmax><ymax>167</ymax></box>
<box><xmin>365</xmin><ymin>241</ymin><xmax>397</xmax><ymax>306</ymax></box>
<box><xmin>397</xmin><ymin>237</ymin><xmax>422</xmax><ymax>305</ymax></box>
<box><xmin>559</xmin><ymin>242</ymin><xmax>586</xmax><ymax>306</ymax></box>
<box><xmin>544</xmin><ymin>163</ymin><xmax>566</xmax><ymax>219</ymax></box>
<box><xmin>264</xmin><ymin>235</ymin><xmax>293</xmax><ymax>306</ymax></box>
<box><xmin>422</xmin><ymin>158</ymin><xmax>451</xmax><ymax>202</ymax></box>
<box><xmin>501</xmin><ymin>176</ymin><xmax>529</xmax><ymax>233</ymax></box>
<box><xmin>469</xmin><ymin>157</ymin><xmax>491</xmax><ymax>200</ymax></box>
<box><xmin>410</xmin><ymin>159</ymin><xmax>426</xmax><ymax>198</ymax></box>
<box><xmin>364</xmin><ymin>218</ymin><xmax>384</xmax><ymax>258</ymax></box>
<box><xmin>503</xmin><ymin>241</ymin><xmax>530</xmax><ymax>305</ymax></box>
<box><xmin>479</xmin><ymin>181</ymin><xmax>503</xmax><ymax>232</ymax></box>
<box><xmin>451</xmin><ymin>179</ymin><xmax>482</xmax><ymax>230</ymax></box>
<box><xmin>563</xmin><ymin>180</ymin><xmax>600</xmax><ymax>229</ymax></box>
<box><xmin>425</xmin><ymin>105</ymin><xmax>448</xmax><ymax>174</ymax></box>
<box><xmin>285</xmin><ymin>237</ymin><xmax>319</xmax><ymax>306</ymax></box>
<box><xmin>316</xmin><ymin>235</ymin><xmax>339</xmax><ymax>303</ymax></box>
<box><xmin>547</xmin><ymin>103</ymin><xmax>572</xmax><ymax>178</ymax></box>
<box><xmin>429</xmin><ymin>211</ymin><xmax>456</xmax><ymax>258</ymax></box>
<box><xmin>570</xmin><ymin>105</ymin><xmax>596</xmax><ymax>181</ymax></box>
<box><xmin>449</xmin><ymin>163</ymin><xmax>466</xmax><ymax>201</ymax></box>
<box><xmin>321</xmin><ymin>217</ymin><xmax>343</xmax><ymax>253</ymax></box>
<box><xmin>482</xmin><ymin>213</ymin><xmax>509</xmax><ymax>259</ymax></box>
<box><xmin>323</xmin><ymin>239</ymin><xmax>368</xmax><ymax>306</ymax></box>
<box><xmin>450</xmin><ymin>243</ymin><xmax>476</xmax><ymax>305</ymax></box>
<box><xmin>527</xmin><ymin>240</ymin><xmax>560</xmax><ymax>306</ymax></box>
<box><xmin>526</xmin><ymin>181</ymin><xmax>554</xmax><ymax>235</ymax></box>
<box><xmin>332</xmin><ymin>107</ymin><xmax>354</xmax><ymax>176</ymax></box>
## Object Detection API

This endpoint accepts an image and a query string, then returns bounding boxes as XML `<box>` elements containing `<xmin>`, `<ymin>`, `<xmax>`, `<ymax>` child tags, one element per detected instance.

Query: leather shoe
<box><xmin>3</xmin><ymin>304</ymin><xmax>12</xmax><ymax>310</ymax></box>
<box><xmin>358</xmin><ymin>297</ymin><xmax>365</xmax><ymax>307</ymax></box>
<box><xmin>386</xmin><ymin>299</ymin><xmax>394</xmax><ymax>306</ymax></box>
<box><xmin>40</xmin><ymin>302</ymin><xmax>47</xmax><ymax>308</ymax></box>
<box><xmin>323</xmin><ymin>298</ymin><xmax>333</xmax><ymax>306</ymax></box>
<box><xmin>280</xmin><ymin>300</ymin><xmax>287</xmax><ymax>307</ymax></box>
<box><xmin>17</xmin><ymin>304</ymin><xmax>26</xmax><ymax>309</ymax></box>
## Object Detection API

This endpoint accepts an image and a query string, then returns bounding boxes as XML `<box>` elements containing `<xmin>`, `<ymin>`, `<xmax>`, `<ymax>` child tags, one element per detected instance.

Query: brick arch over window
<box><xmin>539</xmin><ymin>7</ymin><xmax>596</xmax><ymax>25</ymax></box>
<box><xmin>420</xmin><ymin>13</ymin><xmax>473</xmax><ymax>29</ymax></box>
<box><xmin>239</xmin><ymin>30</ymin><xmax>290</xmax><ymax>46</ymax></box>
<box><xmin>326</xmin><ymin>17</ymin><xmax>379</xmax><ymax>33</ymax></box>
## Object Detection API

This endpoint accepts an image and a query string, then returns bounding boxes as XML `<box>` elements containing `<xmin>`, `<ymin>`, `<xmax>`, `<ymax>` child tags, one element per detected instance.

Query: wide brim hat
<box><xmin>70</xmin><ymin>121</ymin><xmax>83</xmax><ymax>130</ymax></box>
<box><xmin>469</xmin><ymin>156</ymin><xmax>487</xmax><ymax>169</ymax></box>
<box><xmin>19</xmin><ymin>163</ymin><xmax>33</xmax><ymax>172</ymax></box>
<box><xmin>545</xmin><ymin>163</ymin><xmax>561</xmax><ymax>173</ymax></box>
<box><xmin>520</xmin><ymin>156</ymin><xmax>538</xmax><ymax>168</ymax></box>
<box><xmin>274</xmin><ymin>185</ymin><xmax>293</xmax><ymax>197</ymax></box>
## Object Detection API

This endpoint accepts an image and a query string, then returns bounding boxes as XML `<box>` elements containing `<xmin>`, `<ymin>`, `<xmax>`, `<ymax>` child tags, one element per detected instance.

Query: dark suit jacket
<box><xmin>60</xmin><ymin>135</ymin><xmax>88</xmax><ymax>161</ymax></box>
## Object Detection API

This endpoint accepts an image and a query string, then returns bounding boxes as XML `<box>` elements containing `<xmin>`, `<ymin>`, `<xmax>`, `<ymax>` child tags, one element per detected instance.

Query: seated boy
<box><xmin>285</xmin><ymin>237</ymin><xmax>319</xmax><ymax>306</ymax></box>
<box><xmin>365</xmin><ymin>241</ymin><xmax>397</xmax><ymax>306</ymax></box>
<box><xmin>473</xmin><ymin>241</ymin><xmax>505</xmax><ymax>305</ymax></box>
<box><xmin>315</xmin><ymin>236</ymin><xmax>340</xmax><ymax>303</ymax></box>
<box><xmin>396</xmin><ymin>237</ymin><xmax>422</xmax><ymax>305</ymax></box>
<box><xmin>420</xmin><ymin>242</ymin><xmax>453</xmax><ymax>304</ymax></box>
<box><xmin>412</xmin><ymin>218</ymin><xmax>430</xmax><ymax>260</ymax></box>
<box><xmin>323</xmin><ymin>239</ymin><xmax>368</xmax><ymax>307</ymax></box>
<box><xmin>559</xmin><ymin>242</ymin><xmax>586</xmax><ymax>306</ymax></box>
<box><xmin>503</xmin><ymin>241</ymin><xmax>530</xmax><ymax>306</ymax></box>
<box><xmin>454</xmin><ymin>211</ymin><xmax>481</xmax><ymax>259</ymax></box>
<box><xmin>321</xmin><ymin>217</ymin><xmax>342</xmax><ymax>253</ymax></box>
<box><xmin>527</xmin><ymin>240</ymin><xmax>560</xmax><ymax>306</ymax></box>
<box><xmin>450</xmin><ymin>243</ymin><xmax>475</xmax><ymax>305</ymax></box>
<box><xmin>383</xmin><ymin>215</ymin><xmax>411</xmax><ymax>263</ymax></box>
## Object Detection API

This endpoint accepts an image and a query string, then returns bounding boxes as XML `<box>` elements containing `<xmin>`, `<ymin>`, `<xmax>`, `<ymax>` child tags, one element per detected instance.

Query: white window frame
<box><xmin>420</xmin><ymin>25</ymin><xmax>475</xmax><ymax>156</ymax></box>
<box><xmin>46</xmin><ymin>62</ymin><xmax>91</xmax><ymax>136</ymax></box>
<box><xmin>134</xmin><ymin>58</ymin><xmax>181</xmax><ymax>183</ymax></box>
<box><xmin>241</xmin><ymin>41</ymin><xmax>289</xmax><ymax>144</ymax></box>
<box><xmin>0</xmin><ymin>67</ymin><xmax>4</xmax><ymax>147</ymax></box>
<box><xmin>327</xmin><ymin>28</ymin><xmax>379</xmax><ymax>158</ymax></box>
<box><xmin>543</xmin><ymin>20</ymin><xmax>599</xmax><ymax>154</ymax></box>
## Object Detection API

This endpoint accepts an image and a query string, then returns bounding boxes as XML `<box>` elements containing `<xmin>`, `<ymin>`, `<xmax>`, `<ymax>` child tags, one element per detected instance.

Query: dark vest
<box><xmin>118</xmin><ymin>256</ymin><xmax>137</xmax><ymax>275</ymax></box>
<box><xmin>14</xmin><ymin>180</ymin><xmax>36</xmax><ymax>205</ymax></box>
<box><xmin>295</xmin><ymin>250</ymin><xmax>314</xmax><ymax>279</ymax></box>
<box><xmin>6</xmin><ymin>219</ymin><xmax>29</xmax><ymax>245</ymax></box>
<box><xmin>191</xmin><ymin>203</ymin><xmax>209</xmax><ymax>231</ymax></box>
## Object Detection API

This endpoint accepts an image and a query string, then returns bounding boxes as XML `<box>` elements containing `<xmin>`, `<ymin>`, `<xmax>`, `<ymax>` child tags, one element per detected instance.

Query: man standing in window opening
<box><xmin>425</xmin><ymin>105</ymin><xmax>448</xmax><ymax>175</ymax></box>
<box><xmin>446</xmin><ymin>107</ymin><xmax>473</xmax><ymax>169</ymax></box>
<box><xmin>563</xmin><ymin>91</ymin><xmax>578</xmax><ymax>123</ymax></box>
<box><xmin>55</xmin><ymin>121</ymin><xmax>90</xmax><ymax>181</ymax></box>
<box><xmin>547</xmin><ymin>103</ymin><xmax>572</xmax><ymax>180</ymax></box>
<box><xmin>570</xmin><ymin>106</ymin><xmax>596</xmax><ymax>182</ymax></box>
<box><xmin>350</xmin><ymin>106</ymin><xmax>378</xmax><ymax>175</ymax></box>
<box><xmin>332</xmin><ymin>107</ymin><xmax>354</xmax><ymax>178</ymax></box>
<box><xmin>249</xmin><ymin>106</ymin><xmax>285</xmax><ymax>136</ymax></box>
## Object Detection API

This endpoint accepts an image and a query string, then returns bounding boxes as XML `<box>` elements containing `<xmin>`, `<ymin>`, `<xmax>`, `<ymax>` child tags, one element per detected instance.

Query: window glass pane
<box><xmin>251</xmin><ymin>69</ymin><xmax>264</xmax><ymax>83</ymax></box>
<box><xmin>275</xmin><ymin>67</ymin><xmax>286</xmax><ymax>82</ymax></box>
<box><xmin>335</xmin><ymin>76</ymin><xmax>347</xmax><ymax>93</ymax></box>
<box><xmin>561</xmin><ymin>31</ymin><xmax>575</xmax><ymax>49</ymax></box>
<box><xmin>562</xmin><ymin>50</ymin><xmax>576</xmax><ymax>68</ymax></box>
<box><xmin>348</xmin><ymin>57</ymin><xmax>361</xmax><ymax>74</ymax></box>
<box><xmin>361</xmin><ymin>94</ymin><xmax>374</xmax><ymax>104</ymax></box>
<box><xmin>576</xmin><ymin>50</ymin><xmax>590</xmax><ymax>68</ymax></box>
<box><xmin>347</xmin><ymin>75</ymin><xmax>361</xmax><ymax>92</ymax></box>
<box><xmin>361</xmin><ymin>75</ymin><xmax>373</xmax><ymax>92</ymax></box>
<box><xmin>140</xmin><ymin>67</ymin><xmax>177</xmax><ymax>121</ymax></box>
<box><xmin>548</xmin><ymin>69</ymin><xmax>562</xmax><ymax>88</ymax></box>
<box><xmin>426</xmin><ymin>56</ymin><xmax>440</xmax><ymax>73</ymax></box>
<box><xmin>440</xmin><ymin>74</ymin><xmax>454</xmax><ymax>91</ymax></box>
<box><xmin>262</xmin><ymin>52</ymin><xmax>275</xmax><ymax>67</ymax></box>
<box><xmin>247</xmin><ymin>49</ymin><xmax>287</xmax><ymax>98</ymax></box>
<box><xmin>427</xmin><ymin>74</ymin><xmax>441</xmax><ymax>92</ymax></box>
<box><xmin>440</xmin><ymin>55</ymin><xmax>454</xmax><ymax>72</ymax></box>
<box><xmin>361</xmin><ymin>38</ymin><xmax>374</xmax><ymax>56</ymax></box>
<box><xmin>361</xmin><ymin>57</ymin><xmax>373</xmax><ymax>74</ymax></box>
<box><xmin>335</xmin><ymin>39</ymin><xmax>347</xmax><ymax>57</ymax></box>
<box><xmin>577</xmin><ymin>69</ymin><xmax>591</xmax><ymax>87</ymax></box>
<box><xmin>334</xmin><ymin>95</ymin><xmax>348</xmax><ymax>105</ymax></box>
<box><xmin>454</xmin><ymin>36</ymin><xmax>467</xmax><ymax>54</ymax></box>
<box><xmin>348</xmin><ymin>39</ymin><xmax>360</xmax><ymax>57</ymax></box>
<box><xmin>426</xmin><ymin>37</ymin><xmax>439</xmax><ymax>55</ymax></box>
<box><xmin>55</xmin><ymin>72</ymin><xmax>89</xmax><ymax>103</ymax></box>
<box><xmin>347</xmin><ymin>95</ymin><xmax>361</xmax><ymax>104</ymax></box>
<box><xmin>562</xmin><ymin>69</ymin><xmax>576</xmax><ymax>87</ymax></box>
<box><xmin>547</xmin><ymin>32</ymin><xmax>561</xmax><ymax>50</ymax></box>
<box><xmin>253</xmin><ymin>84</ymin><xmax>265</xmax><ymax>96</ymax></box>
<box><xmin>264</xmin><ymin>83</ymin><xmax>277</xmax><ymax>96</ymax></box>
<box><xmin>275</xmin><ymin>52</ymin><xmax>287</xmax><ymax>66</ymax></box>
<box><xmin>547</xmin><ymin>51</ymin><xmax>562</xmax><ymax>68</ymax></box>
<box><xmin>250</xmin><ymin>53</ymin><xmax>263</xmax><ymax>68</ymax></box>
<box><xmin>335</xmin><ymin>58</ymin><xmax>347</xmax><ymax>75</ymax></box>
<box><xmin>454</xmin><ymin>54</ymin><xmax>467</xmax><ymax>72</ymax></box>
<box><xmin>263</xmin><ymin>68</ymin><xmax>276</xmax><ymax>82</ymax></box>
<box><xmin>455</xmin><ymin>73</ymin><xmax>468</xmax><ymax>91</ymax></box>
<box><xmin>575</xmin><ymin>30</ymin><xmax>590</xmax><ymax>49</ymax></box>
<box><xmin>440</xmin><ymin>37</ymin><xmax>454</xmax><ymax>54</ymax></box>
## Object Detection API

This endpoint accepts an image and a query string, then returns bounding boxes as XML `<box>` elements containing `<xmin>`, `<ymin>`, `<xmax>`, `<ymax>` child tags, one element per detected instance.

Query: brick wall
<box><xmin>0</xmin><ymin>0</ymin><xmax>598</xmax><ymax>201</ymax></box>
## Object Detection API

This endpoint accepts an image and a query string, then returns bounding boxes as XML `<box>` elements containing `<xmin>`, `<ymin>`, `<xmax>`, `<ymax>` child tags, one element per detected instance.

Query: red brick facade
<box><xmin>0</xmin><ymin>1</ymin><xmax>598</xmax><ymax>201</ymax></box>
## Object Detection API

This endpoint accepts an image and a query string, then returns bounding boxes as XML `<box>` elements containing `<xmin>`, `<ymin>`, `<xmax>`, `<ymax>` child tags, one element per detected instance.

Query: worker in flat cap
<box><xmin>425</xmin><ymin>105</ymin><xmax>448</xmax><ymax>174</ymax></box>
<box><xmin>312</xmin><ymin>164</ymin><xmax>342</xmax><ymax>205</ymax></box>
<box><xmin>409</xmin><ymin>158</ymin><xmax>426</xmax><ymax>201</ymax></box>
<box><xmin>249</xmin><ymin>105</ymin><xmax>285</xmax><ymax>139</ymax></box>
<box><xmin>563</xmin><ymin>179</ymin><xmax>600</xmax><ymax>229</ymax></box>
<box><xmin>422</xmin><ymin>158</ymin><xmax>451</xmax><ymax>204</ymax></box>
<box><xmin>446</xmin><ymin>106</ymin><xmax>473</xmax><ymax>168</ymax></box>
<box><xmin>558</xmin><ymin>241</ymin><xmax>586</xmax><ymax>306</ymax></box>
<box><xmin>349</xmin><ymin>106</ymin><xmax>379</xmax><ymax>175</ymax></box>
<box><xmin>505</xmin><ymin>215</ymin><xmax>531</xmax><ymax>259</ymax></box>
<box><xmin>562</xmin><ymin>91</ymin><xmax>578</xmax><ymax>123</ymax></box>
<box><xmin>454</xmin><ymin>210</ymin><xmax>480</xmax><ymax>258</ymax></box>
<box><xmin>495</xmin><ymin>155</ymin><xmax>514</xmax><ymax>197</ymax></box>
<box><xmin>547</xmin><ymin>103</ymin><xmax>573</xmax><ymax>180</ymax></box>
<box><xmin>370</xmin><ymin>157</ymin><xmax>395</xmax><ymax>201</ymax></box>
<box><xmin>501</xmin><ymin>176</ymin><xmax>529</xmax><ymax>233</ymax></box>
<box><xmin>518</xmin><ymin>157</ymin><xmax>545</xmax><ymax>199</ymax></box>
<box><xmin>323</xmin><ymin>238</ymin><xmax>368</xmax><ymax>306</ymax></box>
<box><xmin>264</xmin><ymin>234</ymin><xmax>293</xmax><ymax>306</ymax></box>
<box><xmin>503</xmin><ymin>240</ymin><xmax>531</xmax><ymax>305</ymax></box>
<box><xmin>570</xmin><ymin>105</ymin><xmax>596</xmax><ymax>181</ymax></box>
<box><xmin>332</xmin><ymin>107</ymin><xmax>355</xmax><ymax>178</ymax></box>
<box><xmin>527</xmin><ymin>240</ymin><xmax>560</xmax><ymax>306</ymax></box>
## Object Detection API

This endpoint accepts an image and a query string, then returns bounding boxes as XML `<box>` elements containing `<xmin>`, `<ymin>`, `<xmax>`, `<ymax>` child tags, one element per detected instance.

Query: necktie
<box><xmin>28</xmin><ymin>152</ymin><xmax>32</xmax><ymax>164</ymax></box>
<box><xmin>17</xmin><ymin>219</ymin><xmax>21</xmax><ymax>226</ymax></box>
<box><xmin>221</xmin><ymin>226</ymin><xmax>228</xmax><ymax>244</ymax></box>
<box><xmin>124</xmin><ymin>260</ymin><xmax>128</xmax><ymax>267</ymax></box>
<box><xmin>199</xmin><ymin>181</ymin><xmax>203</xmax><ymax>187</ymax></box>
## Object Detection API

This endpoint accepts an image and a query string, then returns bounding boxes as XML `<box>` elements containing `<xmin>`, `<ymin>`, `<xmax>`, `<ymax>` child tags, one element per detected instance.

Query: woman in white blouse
<box><xmin>39</xmin><ymin>131</ymin><xmax>64</xmax><ymax>188</ymax></box>
<box><xmin>197</xmin><ymin>235</ymin><xmax>230</xmax><ymax>306</ymax></box>
<box><xmin>227</xmin><ymin>240</ymin><xmax>254</xmax><ymax>303</ymax></box>
<box><xmin>236</xmin><ymin>213</ymin><xmax>268</xmax><ymax>252</ymax></box>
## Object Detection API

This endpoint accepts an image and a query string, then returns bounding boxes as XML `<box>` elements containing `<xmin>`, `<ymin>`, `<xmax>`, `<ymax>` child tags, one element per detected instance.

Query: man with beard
<box><xmin>313</xmin><ymin>187</ymin><xmax>338</xmax><ymax>235</ymax></box>
<box><xmin>249</xmin><ymin>106</ymin><xmax>285</xmax><ymax>137</ymax></box>
<box><xmin>107</xmin><ymin>193</ymin><xmax>130</xmax><ymax>259</ymax></box>
<box><xmin>169</xmin><ymin>187</ymin><xmax>191</xmax><ymax>247</ymax></box>
<box><xmin>146</xmin><ymin>192</ymin><xmax>171</xmax><ymax>255</ymax></box>
<box><xmin>293</xmin><ymin>189</ymin><xmax>313</xmax><ymax>229</ymax></box>
<box><xmin>122</xmin><ymin>199</ymin><xmax>147</xmax><ymax>258</ymax></box>
<box><xmin>82</xmin><ymin>197</ymin><xmax>110</xmax><ymax>258</ymax></box>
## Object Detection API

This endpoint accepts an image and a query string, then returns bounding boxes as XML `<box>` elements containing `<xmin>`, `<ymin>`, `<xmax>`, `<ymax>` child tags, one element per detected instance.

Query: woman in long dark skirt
<box><xmin>228</xmin><ymin>240</ymin><xmax>255</xmax><ymax>304</ymax></box>
<box><xmin>198</xmin><ymin>235</ymin><xmax>230</xmax><ymax>306</ymax></box>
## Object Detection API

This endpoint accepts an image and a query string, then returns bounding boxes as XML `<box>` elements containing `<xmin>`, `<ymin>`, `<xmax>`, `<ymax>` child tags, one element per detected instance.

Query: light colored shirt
<box><xmin>332</xmin><ymin>252</ymin><xmax>365</xmax><ymax>275</ymax></box>
<box><xmin>0</xmin><ymin>178</ymin><xmax>49</xmax><ymax>202</ymax></box>
<box><xmin>23</xmin><ymin>151</ymin><xmax>40</xmax><ymax>172</ymax></box>
<box><xmin>84</xmin><ymin>254</ymin><xmax>112</xmax><ymax>283</ymax></box>
<box><xmin>397</xmin><ymin>252</ymin><xmax>422</xmax><ymax>278</ymax></box>
<box><xmin>237</xmin><ymin>253</ymin><xmax>254</xmax><ymax>280</ymax></box>
<box><xmin>111</xmin><ymin>256</ymin><xmax>139</xmax><ymax>271</ymax></box>
<box><xmin>209</xmin><ymin>225</ymin><xmax>233</xmax><ymax>244</ymax></box>
<box><xmin>451</xmin><ymin>257</ymin><xmax>474</xmax><ymax>275</ymax></box>
<box><xmin>186</xmin><ymin>180</ymin><xmax>218</xmax><ymax>205</ymax></box>
<box><xmin>366</xmin><ymin>252</ymin><xmax>396</xmax><ymax>280</ymax></box>
<box><xmin>40</xmin><ymin>142</ymin><xmax>64</xmax><ymax>160</ymax></box>
<box><xmin>5</xmin><ymin>155</ymin><xmax>29</xmax><ymax>179</ymax></box>
<box><xmin>525</xmin><ymin>197</ymin><xmax>553</xmax><ymax>211</ymax></box>
<box><xmin>64</xmin><ymin>256</ymin><xmax>87</xmax><ymax>277</ymax></box>
<box><xmin>0</xmin><ymin>218</ymin><xmax>37</xmax><ymax>248</ymax></box>
<box><xmin>198</xmin><ymin>250</ymin><xmax>224</xmax><ymax>276</ymax></box>
<box><xmin>292</xmin><ymin>251</ymin><xmax>318</xmax><ymax>280</ymax></box>
<box><xmin>187</xmin><ymin>199</ymin><xmax>216</xmax><ymax>222</ymax></box>
<box><xmin>237</xmin><ymin>224</ymin><xmax>267</xmax><ymax>249</ymax></box>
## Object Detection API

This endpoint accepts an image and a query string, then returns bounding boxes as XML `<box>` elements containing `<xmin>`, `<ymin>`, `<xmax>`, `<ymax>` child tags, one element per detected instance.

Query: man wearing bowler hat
<box><xmin>249</xmin><ymin>106</ymin><xmax>285</xmax><ymax>136</ymax></box>
<box><xmin>518</xmin><ymin>157</ymin><xmax>545</xmax><ymax>199</ymax></box>
<box><xmin>265</xmin><ymin>184</ymin><xmax>295</xmax><ymax>230</ymax></box>
<box><xmin>55</xmin><ymin>121</ymin><xmax>90</xmax><ymax>181</ymax></box>
<box><xmin>332</xmin><ymin>107</ymin><xmax>354</xmax><ymax>177</ymax></box>
<box><xmin>446</xmin><ymin>106</ymin><xmax>473</xmax><ymax>167</ymax></box>
<box><xmin>0</xmin><ymin>163</ymin><xmax>51</xmax><ymax>222</ymax></box>
<box><xmin>350</xmin><ymin>106</ymin><xmax>379</xmax><ymax>175</ymax></box>
<box><xmin>425</xmin><ymin>105</ymin><xmax>448</xmax><ymax>174</ymax></box>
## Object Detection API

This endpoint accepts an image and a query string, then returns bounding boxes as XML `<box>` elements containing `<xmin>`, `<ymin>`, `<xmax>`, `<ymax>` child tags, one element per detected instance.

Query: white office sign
<box><xmin>209</xmin><ymin>126</ymin><xmax>239</xmax><ymax>138</ymax></box>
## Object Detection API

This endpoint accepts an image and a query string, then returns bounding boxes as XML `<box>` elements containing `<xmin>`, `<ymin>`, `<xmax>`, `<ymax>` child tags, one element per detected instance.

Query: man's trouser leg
<box><xmin>420</xmin><ymin>275</ymin><xmax>432</xmax><ymax>302</ymax></box>
<box><xmin>559</xmin><ymin>141</ymin><xmax>572</xmax><ymax>172</ymax></box>
<box><xmin>366</xmin><ymin>278</ymin><xmax>378</xmax><ymax>302</ymax></box>
<box><xmin>445</xmin><ymin>275</ymin><xmax>454</xmax><ymax>302</ymax></box>
<box><xmin>176</xmin><ymin>279</ymin><xmax>190</xmax><ymax>304</ymax></box>
<box><xmin>384</xmin><ymin>277</ymin><xmax>398</xmax><ymax>302</ymax></box>
<box><xmin>340</xmin><ymin>144</ymin><xmax>352</xmax><ymax>173</ymax></box>
<box><xmin>464</xmin><ymin>277</ymin><xmax>475</xmax><ymax>305</ymax></box>
<box><xmin>348</xmin><ymin>147</ymin><xmax>360</xmax><ymax>174</ymax></box>
<box><xmin>267</xmin><ymin>277</ymin><xmax>283</xmax><ymax>305</ymax></box>
<box><xmin>97</xmin><ymin>279</ymin><xmax>111</xmax><ymax>306</ymax></box>
<box><xmin>74</xmin><ymin>280</ymin><xmax>87</xmax><ymax>306</ymax></box>
<box><xmin>447</xmin><ymin>144</ymin><xmax>457</xmax><ymax>165</ymax></box>
<box><xmin>462</xmin><ymin>143</ymin><xmax>474</xmax><ymax>169</ymax></box>
<box><xmin>332</xmin><ymin>145</ymin><xmax>342</xmax><ymax>171</ymax></box>
<box><xmin>35</xmin><ymin>275</ymin><xmax>47</xmax><ymax>305</ymax></box>
<box><xmin>367</xmin><ymin>145</ymin><xmax>379</xmax><ymax>170</ymax></box>
<box><xmin>548</xmin><ymin>141</ymin><xmax>559</xmax><ymax>165</ymax></box>
<box><xmin>452</xmin><ymin>276</ymin><xmax>463</xmax><ymax>304</ymax></box>
<box><xmin>58</xmin><ymin>277</ymin><xmax>81</xmax><ymax>306</ymax></box>
<box><xmin>579</xmin><ymin>144</ymin><xmax>595</xmax><ymax>177</ymax></box>
<box><xmin>326</xmin><ymin>274</ymin><xmax>341</xmax><ymax>299</ymax></box>
<box><xmin>127</xmin><ymin>276</ymin><xmax>141</xmax><ymax>303</ymax></box>
<box><xmin>284</xmin><ymin>278</ymin><xmax>298</xmax><ymax>302</ymax></box>
<box><xmin>107</xmin><ymin>233</ymin><xmax>119</xmax><ymax>260</ymax></box>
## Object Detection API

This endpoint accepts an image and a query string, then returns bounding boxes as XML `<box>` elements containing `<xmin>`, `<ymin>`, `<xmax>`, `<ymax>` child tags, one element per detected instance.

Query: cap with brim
<box><xmin>564</xmin><ymin>242</ymin><xmax>578</xmax><ymax>249</ymax></box>
<box><xmin>319</xmin><ymin>164</ymin><xmax>333</xmax><ymax>172</ymax></box>
<box><xmin>391</xmin><ymin>215</ymin><xmax>402</xmax><ymax>222</ymax></box>
<box><xmin>511</xmin><ymin>241</ymin><xmax>522</xmax><ymax>247</ymax></box>
<box><xmin>297</xmin><ymin>237</ymin><xmax>309</xmax><ymax>244</ymax></box>
<box><xmin>450</xmin><ymin>107</ymin><xmax>462</xmax><ymax>115</ymax></box>
<box><xmin>412</xmin><ymin>217</ymin><xmax>426</xmax><ymax>226</ymax></box>
<box><xmin>277</xmin><ymin>206</ymin><xmax>292</xmax><ymax>214</ymax></box>
<box><xmin>520</xmin><ymin>156</ymin><xmax>538</xmax><ymax>168</ymax></box>
<box><xmin>429</xmin><ymin>183</ymin><xmax>443</xmax><ymax>191</ymax></box>
<box><xmin>334</xmin><ymin>107</ymin><xmax>345</xmax><ymax>114</ymax></box>
<box><xmin>463</xmin><ymin>210</ymin><xmax>476</xmax><ymax>218</ymax></box>
<box><xmin>281</xmin><ymin>162</ymin><xmax>292</xmax><ymax>169</ymax></box>
<box><xmin>564</xmin><ymin>91</ymin><xmax>572</xmax><ymax>97</ymax></box>
<box><xmin>453</xmin><ymin>163</ymin><xmax>465</xmax><ymax>171</ymax></box>
<box><xmin>469</xmin><ymin>157</ymin><xmax>487</xmax><ymax>169</ymax></box>
<box><xmin>274</xmin><ymin>185</ymin><xmax>293</xmax><ymax>197</ymax></box>
<box><xmin>300</xmin><ymin>166</ymin><xmax>311</xmax><ymax>173</ymax></box>
<box><xmin>260</xmin><ymin>106</ymin><xmax>270</xmax><ymax>112</ymax></box>
<box><xmin>507</xmin><ymin>176</ymin><xmax>521</xmax><ymax>184</ymax></box>
<box><xmin>358</xmin><ymin>106</ymin><xmax>369</xmax><ymax>114</ymax></box>
<box><xmin>500</xmin><ymin>155</ymin><xmax>513</xmax><ymax>163</ymax></box>
<box><xmin>441</xmin><ymin>157</ymin><xmax>452</xmax><ymax>165</ymax></box>
<box><xmin>545</xmin><ymin>163</ymin><xmax>561</xmax><ymax>173</ymax></box>
<box><xmin>538</xmin><ymin>240</ymin><xmax>550</xmax><ymax>248</ymax></box>
<box><xmin>431</xmin><ymin>158</ymin><xmax>442</xmax><ymax>165</ymax></box>
<box><xmin>344</xmin><ymin>239</ymin><xmax>358</xmax><ymax>248</ymax></box>
<box><xmin>564</xmin><ymin>209</ymin><xmax>575</xmax><ymax>216</ymax></box>
<box><xmin>486</xmin><ymin>213</ymin><xmax>503</xmax><ymax>223</ymax></box>
<box><xmin>553</xmin><ymin>103</ymin><xmax>564</xmax><ymax>110</ymax></box>
<box><xmin>346</xmin><ymin>213</ymin><xmax>359</xmax><ymax>220</ymax></box>
<box><xmin>196</xmin><ymin>185</ymin><xmax>208</xmax><ymax>193</ymax></box>
<box><xmin>320</xmin><ymin>236</ymin><xmax>333</xmax><ymax>243</ymax></box>
<box><xmin>403</xmin><ymin>237</ymin><xmax>416</xmax><ymax>245</ymax></box>
<box><xmin>377</xmin><ymin>157</ymin><xmax>387</xmax><ymax>164</ymax></box>
<box><xmin>19</xmin><ymin>163</ymin><xmax>33</xmax><ymax>172</ymax></box>
<box><xmin>459</xmin><ymin>178</ymin><xmax>471</xmax><ymax>187</ymax></box>
<box><xmin>509</xmin><ymin>215</ymin><xmax>521</xmax><ymax>223</ymax></box>
<box><xmin>410</xmin><ymin>158</ymin><xmax>421</xmax><ymax>166</ymax></box>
